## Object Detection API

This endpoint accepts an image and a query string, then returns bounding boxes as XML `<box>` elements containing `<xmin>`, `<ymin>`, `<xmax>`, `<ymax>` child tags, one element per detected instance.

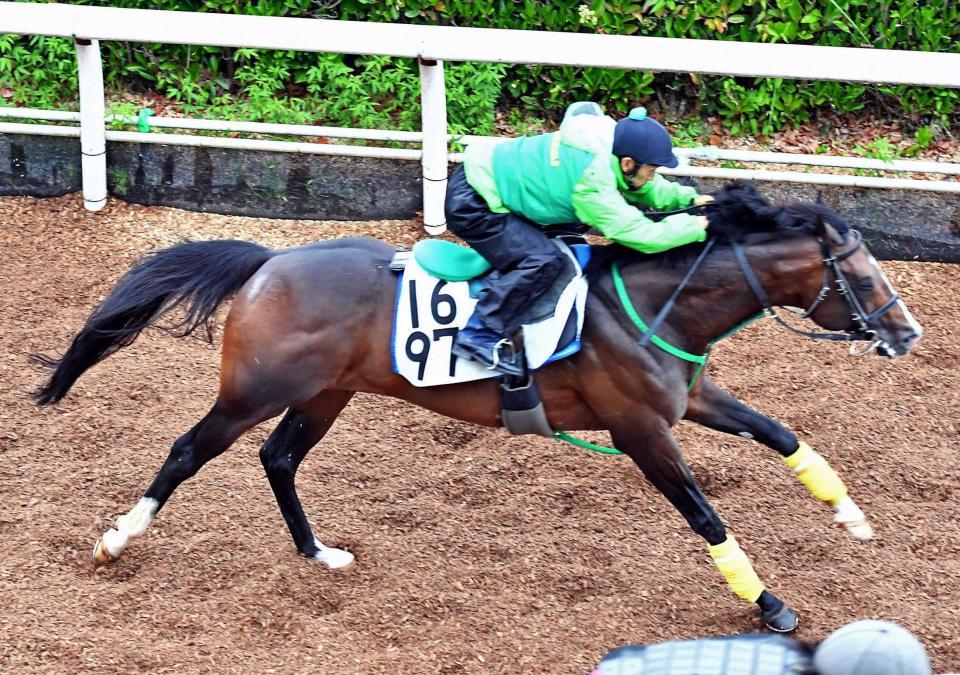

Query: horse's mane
<box><xmin>704</xmin><ymin>182</ymin><xmax>849</xmax><ymax>241</ymax></box>
<box><xmin>586</xmin><ymin>182</ymin><xmax>850</xmax><ymax>277</ymax></box>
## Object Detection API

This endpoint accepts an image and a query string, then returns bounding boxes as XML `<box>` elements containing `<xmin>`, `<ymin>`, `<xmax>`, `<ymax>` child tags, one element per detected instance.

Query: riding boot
<box><xmin>445</xmin><ymin>165</ymin><xmax>568</xmax><ymax>375</ymax></box>
<box><xmin>451</xmin><ymin>315</ymin><xmax>524</xmax><ymax>377</ymax></box>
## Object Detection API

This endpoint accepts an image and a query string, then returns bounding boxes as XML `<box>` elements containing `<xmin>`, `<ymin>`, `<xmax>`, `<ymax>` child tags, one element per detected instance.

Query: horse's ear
<box><xmin>815</xmin><ymin>215</ymin><xmax>826</xmax><ymax>237</ymax></box>
<box><xmin>817</xmin><ymin>217</ymin><xmax>846</xmax><ymax>245</ymax></box>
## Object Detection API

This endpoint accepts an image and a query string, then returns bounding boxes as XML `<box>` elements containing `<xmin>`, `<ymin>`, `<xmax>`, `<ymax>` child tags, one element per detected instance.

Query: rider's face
<box><xmin>619</xmin><ymin>158</ymin><xmax>658</xmax><ymax>189</ymax></box>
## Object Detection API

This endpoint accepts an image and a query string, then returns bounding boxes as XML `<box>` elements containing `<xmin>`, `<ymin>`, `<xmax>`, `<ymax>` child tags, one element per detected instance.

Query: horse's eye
<box><xmin>856</xmin><ymin>277</ymin><xmax>875</xmax><ymax>292</ymax></box>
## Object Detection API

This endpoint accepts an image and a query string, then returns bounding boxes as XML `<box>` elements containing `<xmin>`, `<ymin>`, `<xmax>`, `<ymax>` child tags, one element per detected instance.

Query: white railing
<box><xmin>5</xmin><ymin>115</ymin><xmax>959</xmax><ymax>195</ymax></box>
<box><xmin>4</xmin><ymin>3</ymin><xmax>959</xmax><ymax>85</ymax></box>
<box><xmin>1</xmin><ymin>3</ymin><xmax>959</xmax><ymax>226</ymax></box>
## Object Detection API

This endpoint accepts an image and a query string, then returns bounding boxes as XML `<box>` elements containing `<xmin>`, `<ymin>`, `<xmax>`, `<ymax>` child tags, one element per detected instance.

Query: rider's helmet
<box><xmin>613</xmin><ymin>107</ymin><xmax>680</xmax><ymax>169</ymax></box>
<box><xmin>813</xmin><ymin>620</ymin><xmax>932</xmax><ymax>675</ymax></box>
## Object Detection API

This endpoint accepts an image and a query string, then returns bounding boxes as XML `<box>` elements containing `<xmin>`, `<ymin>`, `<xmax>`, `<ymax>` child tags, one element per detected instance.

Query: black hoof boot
<box><xmin>757</xmin><ymin>590</ymin><xmax>799</xmax><ymax>633</ymax></box>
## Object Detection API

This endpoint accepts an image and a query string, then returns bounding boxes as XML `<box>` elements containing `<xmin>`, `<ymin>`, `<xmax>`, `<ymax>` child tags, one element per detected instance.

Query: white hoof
<box><xmin>314</xmin><ymin>545</ymin><xmax>356</xmax><ymax>571</ymax></box>
<box><xmin>92</xmin><ymin>536</ymin><xmax>117</xmax><ymax>567</ymax></box>
<box><xmin>833</xmin><ymin>496</ymin><xmax>873</xmax><ymax>541</ymax></box>
<box><xmin>837</xmin><ymin>518</ymin><xmax>874</xmax><ymax>541</ymax></box>
<box><xmin>92</xmin><ymin>527</ymin><xmax>129</xmax><ymax>567</ymax></box>
<box><xmin>92</xmin><ymin>498</ymin><xmax>158</xmax><ymax>567</ymax></box>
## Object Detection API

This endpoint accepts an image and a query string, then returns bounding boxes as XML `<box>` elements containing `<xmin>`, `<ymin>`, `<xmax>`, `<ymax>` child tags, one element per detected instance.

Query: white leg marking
<box><xmin>312</xmin><ymin>538</ymin><xmax>355</xmax><ymax>570</ymax></box>
<box><xmin>833</xmin><ymin>495</ymin><xmax>873</xmax><ymax>540</ymax></box>
<box><xmin>101</xmin><ymin>497</ymin><xmax>159</xmax><ymax>558</ymax></box>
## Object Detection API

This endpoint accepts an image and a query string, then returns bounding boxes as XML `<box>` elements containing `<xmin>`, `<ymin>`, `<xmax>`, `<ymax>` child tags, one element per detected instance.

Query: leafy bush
<box><xmin>0</xmin><ymin>34</ymin><xmax>78</xmax><ymax>108</ymax></box>
<box><xmin>1</xmin><ymin>0</ymin><xmax>956</xmax><ymax>137</ymax></box>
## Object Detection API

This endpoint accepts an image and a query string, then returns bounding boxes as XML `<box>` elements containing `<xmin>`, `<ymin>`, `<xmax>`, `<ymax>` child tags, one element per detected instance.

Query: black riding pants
<box><xmin>444</xmin><ymin>165</ymin><xmax>567</xmax><ymax>337</ymax></box>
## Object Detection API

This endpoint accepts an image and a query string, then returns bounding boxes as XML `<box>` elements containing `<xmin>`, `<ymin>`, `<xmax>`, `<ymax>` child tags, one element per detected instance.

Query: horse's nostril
<box><xmin>901</xmin><ymin>332</ymin><xmax>920</xmax><ymax>349</ymax></box>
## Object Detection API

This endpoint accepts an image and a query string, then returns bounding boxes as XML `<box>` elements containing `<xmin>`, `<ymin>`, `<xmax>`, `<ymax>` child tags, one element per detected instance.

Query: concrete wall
<box><xmin>2</xmin><ymin>133</ymin><xmax>958</xmax><ymax>262</ymax></box>
<box><xmin>0</xmin><ymin>134</ymin><xmax>82</xmax><ymax>197</ymax></box>
<box><xmin>105</xmin><ymin>141</ymin><xmax>424</xmax><ymax>221</ymax></box>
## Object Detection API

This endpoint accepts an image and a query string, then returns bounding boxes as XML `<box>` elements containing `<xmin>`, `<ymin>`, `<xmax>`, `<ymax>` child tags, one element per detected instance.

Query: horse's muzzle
<box><xmin>878</xmin><ymin>329</ymin><xmax>922</xmax><ymax>357</ymax></box>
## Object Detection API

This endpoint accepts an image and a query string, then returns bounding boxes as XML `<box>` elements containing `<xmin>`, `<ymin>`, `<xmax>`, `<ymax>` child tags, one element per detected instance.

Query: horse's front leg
<box><xmin>685</xmin><ymin>376</ymin><xmax>872</xmax><ymax>540</ymax></box>
<box><xmin>610</xmin><ymin>423</ymin><xmax>799</xmax><ymax>632</ymax></box>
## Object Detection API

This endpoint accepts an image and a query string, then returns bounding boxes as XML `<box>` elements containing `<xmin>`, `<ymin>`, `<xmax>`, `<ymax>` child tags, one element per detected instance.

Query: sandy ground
<box><xmin>0</xmin><ymin>194</ymin><xmax>957</xmax><ymax>674</ymax></box>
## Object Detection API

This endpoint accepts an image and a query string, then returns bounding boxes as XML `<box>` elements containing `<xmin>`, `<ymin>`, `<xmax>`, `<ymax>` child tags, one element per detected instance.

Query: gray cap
<box><xmin>813</xmin><ymin>620</ymin><xmax>932</xmax><ymax>675</ymax></box>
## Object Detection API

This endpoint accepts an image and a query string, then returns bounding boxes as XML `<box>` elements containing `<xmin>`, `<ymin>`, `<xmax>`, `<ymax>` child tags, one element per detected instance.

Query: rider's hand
<box><xmin>696</xmin><ymin>215</ymin><xmax>709</xmax><ymax>230</ymax></box>
<box><xmin>694</xmin><ymin>195</ymin><xmax>715</xmax><ymax>206</ymax></box>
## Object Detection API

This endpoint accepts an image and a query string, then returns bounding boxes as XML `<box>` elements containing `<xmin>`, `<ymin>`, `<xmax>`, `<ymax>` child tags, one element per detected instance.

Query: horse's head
<box><xmin>804</xmin><ymin>220</ymin><xmax>922</xmax><ymax>356</ymax></box>
<box><xmin>706</xmin><ymin>184</ymin><xmax>923</xmax><ymax>357</ymax></box>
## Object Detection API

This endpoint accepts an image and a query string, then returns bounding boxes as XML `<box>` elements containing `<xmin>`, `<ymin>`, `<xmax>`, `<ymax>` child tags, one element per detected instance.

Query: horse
<box><xmin>32</xmin><ymin>184</ymin><xmax>922</xmax><ymax>633</ymax></box>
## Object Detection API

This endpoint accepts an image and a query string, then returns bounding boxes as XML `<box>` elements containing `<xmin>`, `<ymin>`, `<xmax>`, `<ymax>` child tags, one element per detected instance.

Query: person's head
<box><xmin>813</xmin><ymin>620</ymin><xmax>932</xmax><ymax>675</ymax></box>
<box><xmin>613</xmin><ymin>107</ymin><xmax>680</xmax><ymax>189</ymax></box>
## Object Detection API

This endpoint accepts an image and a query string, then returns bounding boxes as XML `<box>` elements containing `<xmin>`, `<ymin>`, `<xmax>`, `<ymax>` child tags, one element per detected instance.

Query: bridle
<box><xmin>731</xmin><ymin>229</ymin><xmax>901</xmax><ymax>356</ymax></box>
<box><xmin>628</xmin><ymin>201</ymin><xmax>904</xmax><ymax>358</ymax></box>
<box><xmin>629</xmin><ymin>219</ymin><xmax>903</xmax><ymax>359</ymax></box>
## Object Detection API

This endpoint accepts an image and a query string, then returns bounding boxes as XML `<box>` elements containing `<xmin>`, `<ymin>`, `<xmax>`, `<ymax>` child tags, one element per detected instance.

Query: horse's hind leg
<box><xmin>611</xmin><ymin>423</ymin><xmax>799</xmax><ymax>632</ymax></box>
<box><xmin>93</xmin><ymin>398</ymin><xmax>280</xmax><ymax>566</ymax></box>
<box><xmin>685</xmin><ymin>377</ymin><xmax>872</xmax><ymax>540</ymax></box>
<box><xmin>259</xmin><ymin>390</ymin><xmax>355</xmax><ymax>570</ymax></box>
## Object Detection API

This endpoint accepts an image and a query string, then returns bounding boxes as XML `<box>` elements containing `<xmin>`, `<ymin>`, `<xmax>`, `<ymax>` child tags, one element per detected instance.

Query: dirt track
<box><xmin>0</xmin><ymin>194</ymin><xmax>958</xmax><ymax>674</ymax></box>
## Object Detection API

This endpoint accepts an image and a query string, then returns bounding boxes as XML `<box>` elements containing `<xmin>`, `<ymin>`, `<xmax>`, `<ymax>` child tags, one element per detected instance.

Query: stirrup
<box><xmin>488</xmin><ymin>338</ymin><xmax>516</xmax><ymax>371</ymax></box>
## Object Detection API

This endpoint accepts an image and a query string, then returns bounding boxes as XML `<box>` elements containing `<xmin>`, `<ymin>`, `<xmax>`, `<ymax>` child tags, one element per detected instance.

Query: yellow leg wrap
<box><xmin>782</xmin><ymin>441</ymin><xmax>848</xmax><ymax>506</ymax></box>
<box><xmin>708</xmin><ymin>535</ymin><xmax>765</xmax><ymax>603</ymax></box>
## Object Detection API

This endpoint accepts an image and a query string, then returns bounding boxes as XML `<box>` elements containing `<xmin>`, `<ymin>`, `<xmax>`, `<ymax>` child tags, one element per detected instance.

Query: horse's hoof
<box><xmin>92</xmin><ymin>537</ymin><xmax>117</xmax><ymax>567</ymax></box>
<box><xmin>761</xmin><ymin>604</ymin><xmax>799</xmax><ymax>633</ymax></box>
<box><xmin>833</xmin><ymin>497</ymin><xmax>873</xmax><ymax>541</ymax></box>
<box><xmin>314</xmin><ymin>546</ymin><xmax>356</xmax><ymax>571</ymax></box>
<box><xmin>837</xmin><ymin>518</ymin><xmax>874</xmax><ymax>541</ymax></box>
<box><xmin>333</xmin><ymin>559</ymin><xmax>356</xmax><ymax>573</ymax></box>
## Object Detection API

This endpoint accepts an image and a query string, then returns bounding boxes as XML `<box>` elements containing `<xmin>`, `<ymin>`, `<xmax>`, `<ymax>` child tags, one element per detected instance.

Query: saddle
<box><xmin>389</xmin><ymin>237</ymin><xmax>591</xmax><ymax>436</ymax></box>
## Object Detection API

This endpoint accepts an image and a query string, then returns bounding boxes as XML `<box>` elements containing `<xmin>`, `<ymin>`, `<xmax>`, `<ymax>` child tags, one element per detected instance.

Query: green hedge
<box><xmin>1</xmin><ymin>0</ymin><xmax>957</xmax><ymax>136</ymax></box>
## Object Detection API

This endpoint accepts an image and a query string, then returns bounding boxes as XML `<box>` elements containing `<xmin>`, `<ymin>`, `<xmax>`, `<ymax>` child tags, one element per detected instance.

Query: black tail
<box><xmin>31</xmin><ymin>240</ymin><xmax>274</xmax><ymax>406</ymax></box>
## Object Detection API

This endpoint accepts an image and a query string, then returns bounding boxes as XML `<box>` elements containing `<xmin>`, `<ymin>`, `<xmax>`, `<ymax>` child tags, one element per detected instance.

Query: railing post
<box><xmin>75</xmin><ymin>38</ymin><xmax>107</xmax><ymax>211</ymax></box>
<box><xmin>418</xmin><ymin>57</ymin><xmax>447</xmax><ymax>235</ymax></box>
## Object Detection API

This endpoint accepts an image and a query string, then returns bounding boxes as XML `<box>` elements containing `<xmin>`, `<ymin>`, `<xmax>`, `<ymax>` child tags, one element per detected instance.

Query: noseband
<box><xmin>731</xmin><ymin>229</ymin><xmax>900</xmax><ymax>356</ymax></box>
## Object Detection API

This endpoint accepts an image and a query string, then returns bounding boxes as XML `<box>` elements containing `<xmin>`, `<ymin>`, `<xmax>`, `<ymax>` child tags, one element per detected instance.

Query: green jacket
<box><xmin>462</xmin><ymin>102</ymin><xmax>705</xmax><ymax>254</ymax></box>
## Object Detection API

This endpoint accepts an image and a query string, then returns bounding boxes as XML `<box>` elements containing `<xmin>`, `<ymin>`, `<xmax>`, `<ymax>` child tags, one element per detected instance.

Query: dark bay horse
<box><xmin>33</xmin><ymin>185</ymin><xmax>922</xmax><ymax>632</ymax></box>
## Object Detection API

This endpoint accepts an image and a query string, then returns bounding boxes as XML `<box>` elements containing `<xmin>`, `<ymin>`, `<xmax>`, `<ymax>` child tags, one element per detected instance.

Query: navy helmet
<box><xmin>613</xmin><ymin>107</ymin><xmax>680</xmax><ymax>169</ymax></box>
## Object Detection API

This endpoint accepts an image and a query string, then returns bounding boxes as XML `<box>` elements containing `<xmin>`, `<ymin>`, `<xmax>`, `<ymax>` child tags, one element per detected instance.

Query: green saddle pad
<box><xmin>412</xmin><ymin>239</ymin><xmax>492</xmax><ymax>281</ymax></box>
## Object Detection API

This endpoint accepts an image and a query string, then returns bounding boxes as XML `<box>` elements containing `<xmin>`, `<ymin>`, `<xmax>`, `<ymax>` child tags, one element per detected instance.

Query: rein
<box><xmin>638</xmin><ymin>238</ymin><xmax>717</xmax><ymax>350</ymax></box>
<box><xmin>638</xmin><ymin>203</ymin><xmax>705</xmax><ymax>221</ymax></box>
<box><xmin>557</xmin><ymin>224</ymin><xmax>900</xmax><ymax>456</ymax></box>
<box><xmin>731</xmin><ymin>241</ymin><xmax>860</xmax><ymax>343</ymax></box>
<box><xmin>623</xmin><ymin>226</ymin><xmax>900</xmax><ymax>361</ymax></box>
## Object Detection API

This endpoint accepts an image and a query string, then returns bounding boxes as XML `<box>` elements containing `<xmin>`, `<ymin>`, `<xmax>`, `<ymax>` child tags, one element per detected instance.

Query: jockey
<box><xmin>446</xmin><ymin>101</ymin><xmax>713</xmax><ymax>376</ymax></box>
<box><xmin>592</xmin><ymin>619</ymin><xmax>932</xmax><ymax>675</ymax></box>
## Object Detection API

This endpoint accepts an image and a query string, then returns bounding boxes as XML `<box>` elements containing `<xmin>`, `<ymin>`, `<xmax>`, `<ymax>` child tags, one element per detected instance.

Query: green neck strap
<box><xmin>553</xmin><ymin>262</ymin><xmax>764</xmax><ymax>456</ymax></box>
<box><xmin>611</xmin><ymin>262</ymin><xmax>706</xmax><ymax>365</ymax></box>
